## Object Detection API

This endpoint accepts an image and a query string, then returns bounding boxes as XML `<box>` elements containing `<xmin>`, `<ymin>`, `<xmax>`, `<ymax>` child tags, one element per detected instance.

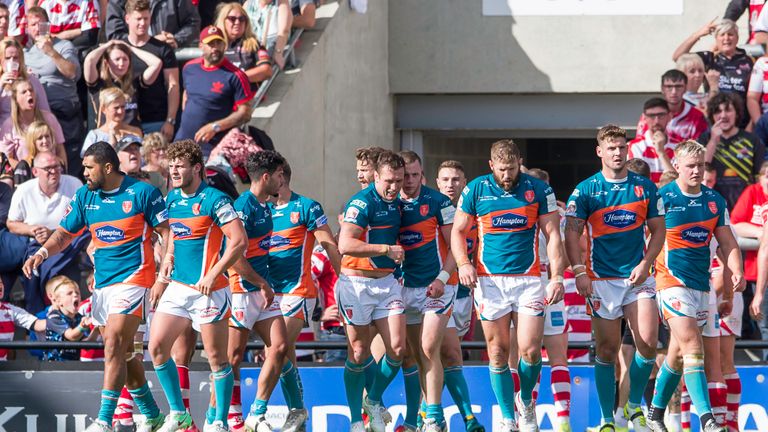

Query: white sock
<box><xmin>615</xmin><ymin>407</ymin><xmax>628</xmax><ymax>426</ymax></box>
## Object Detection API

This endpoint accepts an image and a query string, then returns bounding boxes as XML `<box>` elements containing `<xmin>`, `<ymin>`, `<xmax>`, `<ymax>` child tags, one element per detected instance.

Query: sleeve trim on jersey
<box><xmin>61</xmin><ymin>226</ymin><xmax>86</xmax><ymax>237</ymax></box>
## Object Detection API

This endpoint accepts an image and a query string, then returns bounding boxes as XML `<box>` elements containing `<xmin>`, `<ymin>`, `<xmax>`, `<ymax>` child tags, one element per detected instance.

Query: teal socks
<box><xmin>344</xmin><ymin>360</ymin><xmax>366</xmax><ymax>423</ymax></box>
<box><xmin>367</xmin><ymin>354</ymin><xmax>402</xmax><ymax>403</ymax></box>
<box><xmin>280</xmin><ymin>361</ymin><xmax>305</xmax><ymax>409</ymax></box>
<box><xmin>518</xmin><ymin>358</ymin><xmax>542</xmax><ymax>405</ymax></box>
<box><xmin>212</xmin><ymin>364</ymin><xmax>234</xmax><ymax>423</ymax></box>
<box><xmin>444</xmin><ymin>365</ymin><xmax>474</xmax><ymax>419</ymax></box>
<box><xmin>403</xmin><ymin>365</ymin><xmax>421</xmax><ymax>427</ymax></box>
<box><xmin>651</xmin><ymin>360</ymin><xmax>682</xmax><ymax>410</ymax></box>
<box><xmin>489</xmin><ymin>364</ymin><xmax>515</xmax><ymax>420</ymax></box>
<box><xmin>155</xmin><ymin>359</ymin><xmax>186</xmax><ymax>412</ymax></box>
<box><xmin>97</xmin><ymin>389</ymin><xmax>121</xmax><ymax>424</ymax></box>
<box><xmin>629</xmin><ymin>352</ymin><xmax>656</xmax><ymax>408</ymax></box>
<box><xmin>128</xmin><ymin>382</ymin><xmax>160</xmax><ymax>419</ymax></box>
<box><xmin>594</xmin><ymin>357</ymin><xmax>616</xmax><ymax>424</ymax></box>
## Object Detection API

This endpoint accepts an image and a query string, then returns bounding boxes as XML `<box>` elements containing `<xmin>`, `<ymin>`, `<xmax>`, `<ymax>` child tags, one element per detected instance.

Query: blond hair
<box><xmin>657</xmin><ymin>170</ymin><xmax>679</xmax><ymax>187</ymax></box>
<box><xmin>676</xmin><ymin>53</ymin><xmax>705</xmax><ymax>73</ymax></box>
<box><xmin>97</xmin><ymin>87</ymin><xmax>127</xmax><ymax>128</ymax></box>
<box><xmin>45</xmin><ymin>275</ymin><xmax>78</xmax><ymax>300</ymax></box>
<box><xmin>597</xmin><ymin>124</ymin><xmax>627</xmax><ymax>145</ymax></box>
<box><xmin>716</xmin><ymin>19</ymin><xmax>739</xmax><ymax>38</ymax></box>
<box><xmin>674</xmin><ymin>140</ymin><xmax>706</xmax><ymax>160</ymax></box>
<box><xmin>141</xmin><ymin>132</ymin><xmax>168</xmax><ymax>161</ymax></box>
<box><xmin>10</xmin><ymin>80</ymin><xmax>45</xmax><ymax>138</ymax></box>
<box><xmin>25</xmin><ymin>120</ymin><xmax>66</xmax><ymax>167</ymax></box>
<box><xmin>0</xmin><ymin>38</ymin><xmax>29</xmax><ymax>89</ymax></box>
<box><xmin>214</xmin><ymin>2</ymin><xmax>261</xmax><ymax>53</ymax></box>
<box><xmin>490</xmin><ymin>139</ymin><xmax>521</xmax><ymax>162</ymax></box>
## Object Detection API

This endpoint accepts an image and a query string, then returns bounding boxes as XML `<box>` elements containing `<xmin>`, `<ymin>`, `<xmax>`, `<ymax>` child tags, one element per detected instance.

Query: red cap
<box><xmin>200</xmin><ymin>26</ymin><xmax>225</xmax><ymax>44</ymax></box>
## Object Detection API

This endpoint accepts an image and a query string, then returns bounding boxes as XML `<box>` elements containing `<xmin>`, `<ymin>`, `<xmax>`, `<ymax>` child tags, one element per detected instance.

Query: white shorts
<box><xmin>336</xmin><ymin>273</ymin><xmax>405</xmax><ymax>326</ymax></box>
<box><xmin>474</xmin><ymin>275</ymin><xmax>545</xmax><ymax>321</ymax></box>
<box><xmin>587</xmin><ymin>277</ymin><xmax>657</xmax><ymax>320</ymax></box>
<box><xmin>657</xmin><ymin>287</ymin><xmax>709</xmax><ymax>328</ymax></box>
<box><xmin>277</xmin><ymin>294</ymin><xmax>317</xmax><ymax>323</ymax></box>
<box><xmin>703</xmin><ymin>288</ymin><xmax>721</xmax><ymax>338</ymax></box>
<box><xmin>447</xmin><ymin>296</ymin><xmax>472</xmax><ymax>337</ymax></box>
<box><xmin>403</xmin><ymin>284</ymin><xmax>457</xmax><ymax>325</ymax></box>
<box><xmin>91</xmin><ymin>284</ymin><xmax>147</xmax><ymax>327</ymax></box>
<box><xmin>544</xmin><ymin>299</ymin><xmax>567</xmax><ymax>336</ymax></box>
<box><xmin>720</xmin><ymin>292</ymin><xmax>743</xmax><ymax>337</ymax></box>
<box><xmin>229</xmin><ymin>292</ymin><xmax>282</xmax><ymax>329</ymax></box>
<box><xmin>156</xmin><ymin>282</ymin><xmax>232</xmax><ymax>330</ymax></box>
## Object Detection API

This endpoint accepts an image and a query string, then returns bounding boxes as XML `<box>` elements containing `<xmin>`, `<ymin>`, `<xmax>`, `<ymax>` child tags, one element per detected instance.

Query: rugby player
<box><xmin>147</xmin><ymin>140</ymin><xmax>247</xmax><ymax>432</ymax></box>
<box><xmin>337</xmin><ymin>150</ymin><xmax>407</xmax><ymax>432</ymax></box>
<box><xmin>267</xmin><ymin>161</ymin><xmax>341</xmax><ymax>431</ymax></box>
<box><xmin>564</xmin><ymin>125</ymin><xmax>666</xmax><ymax>432</ymax></box>
<box><xmin>24</xmin><ymin>142</ymin><xmax>168</xmax><ymax>432</ymax></box>
<box><xmin>647</xmin><ymin>140</ymin><xmax>744</xmax><ymax>432</ymax></box>
<box><xmin>452</xmin><ymin>139</ymin><xmax>566</xmax><ymax>432</ymax></box>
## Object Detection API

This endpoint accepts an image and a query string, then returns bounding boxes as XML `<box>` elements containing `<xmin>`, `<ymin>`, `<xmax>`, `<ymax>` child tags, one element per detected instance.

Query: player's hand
<box><xmin>385</xmin><ymin>245</ymin><xmax>404</xmax><ymax>264</ymax></box>
<box><xmin>196</xmin><ymin>274</ymin><xmax>217</xmax><ymax>296</ymax></box>
<box><xmin>22</xmin><ymin>254</ymin><xmax>44</xmax><ymax>278</ymax></box>
<box><xmin>458</xmin><ymin>263</ymin><xmax>477</xmax><ymax>289</ymax></box>
<box><xmin>427</xmin><ymin>279</ymin><xmax>445</xmax><ymax>299</ymax></box>
<box><xmin>321</xmin><ymin>305</ymin><xmax>340</xmax><ymax>322</ymax></box>
<box><xmin>545</xmin><ymin>281</ymin><xmax>565</xmax><ymax>305</ymax></box>
<box><xmin>718</xmin><ymin>299</ymin><xmax>733</xmax><ymax>318</ymax></box>
<box><xmin>750</xmin><ymin>294</ymin><xmax>764</xmax><ymax>322</ymax></box>
<box><xmin>149</xmin><ymin>280</ymin><xmax>168</xmax><ymax>310</ymax></box>
<box><xmin>574</xmin><ymin>273</ymin><xmax>592</xmax><ymax>297</ymax></box>
<box><xmin>158</xmin><ymin>255</ymin><xmax>174</xmax><ymax>281</ymax></box>
<box><xmin>259</xmin><ymin>282</ymin><xmax>275</xmax><ymax>309</ymax></box>
<box><xmin>628</xmin><ymin>262</ymin><xmax>650</xmax><ymax>287</ymax></box>
<box><xmin>731</xmin><ymin>273</ymin><xmax>746</xmax><ymax>292</ymax></box>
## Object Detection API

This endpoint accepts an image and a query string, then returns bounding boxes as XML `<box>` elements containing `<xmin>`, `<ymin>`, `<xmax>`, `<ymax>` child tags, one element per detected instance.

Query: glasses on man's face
<box><xmin>662</xmin><ymin>84</ymin><xmax>685</xmax><ymax>90</ymax></box>
<box><xmin>226</xmin><ymin>16</ymin><xmax>247</xmax><ymax>23</ymax></box>
<box><xmin>37</xmin><ymin>165</ymin><xmax>61</xmax><ymax>174</ymax></box>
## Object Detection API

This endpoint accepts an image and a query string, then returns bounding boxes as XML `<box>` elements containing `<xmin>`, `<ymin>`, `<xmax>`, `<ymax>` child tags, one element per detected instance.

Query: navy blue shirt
<box><xmin>44</xmin><ymin>309</ymin><xmax>83</xmax><ymax>361</ymax></box>
<box><xmin>175</xmin><ymin>57</ymin><xmax>253</xmax><ymax>143</ymax></box>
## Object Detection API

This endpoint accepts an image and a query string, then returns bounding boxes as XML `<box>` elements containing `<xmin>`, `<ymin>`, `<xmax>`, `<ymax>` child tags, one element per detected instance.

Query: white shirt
<box><xmin>8</xmin><ymin>175</ymin><xmax>82</xmax><ymax>230</ymax></box>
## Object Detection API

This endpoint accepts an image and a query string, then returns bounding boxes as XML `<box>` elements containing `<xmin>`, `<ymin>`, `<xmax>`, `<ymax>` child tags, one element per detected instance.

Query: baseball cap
<box><xmin>200</xmin><ymin>26</ymin><xmax>226</xmax><ymax>44</ymax></box>
<box><xmin>115</xmin><ymin>135</ymin><xmax>142</xmax><ymax>153</ymax></box>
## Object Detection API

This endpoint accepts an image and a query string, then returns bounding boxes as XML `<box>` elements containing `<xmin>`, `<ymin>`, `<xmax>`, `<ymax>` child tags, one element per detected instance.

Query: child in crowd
<box><xmin>44</xmin><ymin>275</ymin><xmax>90</xmax><ymax>361</ymax></box>
<box><xmin>0</xmin><ymin>278</ymin><xmax>46</xmax><ymax>361</ymax></box>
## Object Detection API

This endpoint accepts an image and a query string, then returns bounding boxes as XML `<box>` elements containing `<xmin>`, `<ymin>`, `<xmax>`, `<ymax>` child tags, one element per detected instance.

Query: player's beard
<box><xmin>493</xmin><ymin>172</ymin><xmax>517</xmax><ymax>192</ymax></box>
<box><xmin>204</xmin><ymin>50</ymin><xmax>223</xmax><ymax>65</ymax></box>
<box><xmin>86</xmin><ymin>174</ymin><xmax>103</xmax><ymax>191</ymax></box>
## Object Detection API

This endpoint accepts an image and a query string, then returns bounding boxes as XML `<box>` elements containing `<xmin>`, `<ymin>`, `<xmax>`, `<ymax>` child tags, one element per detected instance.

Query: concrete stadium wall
<box><xmin>389</xmin><ymin>0</ymin><xmax>748</xmax><ymax>94</ymax></box>
<box><xmin>255</xmin><ymin>1</ymin><xmax>394</xmax><ymax>225</ymax></box>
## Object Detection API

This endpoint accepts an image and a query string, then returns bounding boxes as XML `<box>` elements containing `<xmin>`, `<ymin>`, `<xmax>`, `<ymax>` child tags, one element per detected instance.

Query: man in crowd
<box><xmin>338</xmin><ymin>150</ymin><xmax>406</xmax><ymax>432</ymax></box>
<box><xmin>8</xmin><ymin>152</ymin><xmax>84</xmax><ymax>313</ymax></box>
<box><xmin>23</xmin><ymin>142</ymin><xmax>169</xmax><ymax>432</ymax></box>
<box><xmin>175</xmin><ymin>26</ymin><xmax>253</xmax><ymax>155</ymax></box>
<box><xmin>629</xmin><ymin>98</ymin><xmax>679</xmax><ymax>183</ymax></box>
<box><xmin>636</xmin><ymin>70</ymin><xmax>708</xmax><ymax>142</ymax></box>
<box><xmin>268</xmin><ymin>161</ymin><xmax>341</xmax><ymax>431</ymax></box>
<box><xmin>565</xmin><ymin>125</ymin><xmax>665</xmax><ymax>432</ymax></box>
<box><xmin>453</xmin><ymin>139</ymin><xmax>566</xmax><ymax>432</ymax></box>
<box><xmin>116</xmin><ymin>135</ymin><xmax>143</xmax><ymax>175</ymax></box>
<box><xmin>24</xmin><ymin>7</ymin><xmax>83</xmax><ymax>177</ymax></box>
<box><xmin>123</xmin><ymin>0</ymin><xmax>181</xmax><ymax>140</ymax></box>
<box><xmin>106</xmin><ymin>0</ymin><xmax>200</xmax><ymax>48</ymax></box>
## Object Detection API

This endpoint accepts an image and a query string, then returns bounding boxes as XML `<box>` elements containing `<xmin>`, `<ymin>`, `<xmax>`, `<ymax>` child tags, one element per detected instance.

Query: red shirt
<box><xmin>628</xmin><ymin>131</ymin><xmax>679</xmax><ymax>183</ymax></box>
<box><xmin>635</xmin><ymin>102</ymin><xmax>709</xmax><ymax>143</ymax></box>
<box><xmin>78</xmin><ymin>298</ymin><xmax>104</xmax><ymax>361</ymax></box>
<box><xmin>730</xmin><ymin>183</ymin><xmax>768</xmax><ymax>281</ymax></box>
<box><xmin>311</xmin><ymin>246</ymin><xmax>340</xmax><ymax>330</ymax></box>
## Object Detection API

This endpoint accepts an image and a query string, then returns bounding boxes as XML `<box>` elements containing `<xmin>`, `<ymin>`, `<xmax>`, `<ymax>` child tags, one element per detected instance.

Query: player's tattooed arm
<box><xmin>564</xmin><ymin>217</ymin><xmax>585</xmax><ymax>234</ymax></box>
<box><xmin>45</xmin><ymin>228</ymin><xmax>76</xmax><ymax>256</ymax></box>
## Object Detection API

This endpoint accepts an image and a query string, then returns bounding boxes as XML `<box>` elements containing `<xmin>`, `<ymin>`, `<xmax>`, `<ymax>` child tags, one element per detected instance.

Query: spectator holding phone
<box><xmin>0</xmin><ymin>38</ymin><xmax>49</xmax><ymax>124</ymax></box>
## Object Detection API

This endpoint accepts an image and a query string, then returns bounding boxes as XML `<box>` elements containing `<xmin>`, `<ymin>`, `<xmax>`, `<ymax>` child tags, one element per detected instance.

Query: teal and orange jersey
<box><xmin>655</xmin><ymin>182</ymin><xmax>729</xmax><ymax>292</ymax></box>
<box><xmin>341</xmin><ymin>184</ymin><xmax>401</xmax><ymax>273</ymax></box>
<box><xmin>268</xmin><ymin>192</ymin><xmax>328</xmax><ymax>296</ymax></box>
<box><xmin>167</xmin><ymin>182</ymin><xmax>239</xmax><ymax>292</ymax></box>
<box><xmin>456</xmin><ymin>223</ymin><xmax>477</xmax><ymax>299</ymax></box>
<box><xmin>399</xmin><ymin>185</ymin><xmax>456</xmax><ymax>288</ymax></box>
<box><xmin>60</xmin><ymin>176</ymin><xmax>167</xmax><ymax>289</ymax></box>
<box><xmin>458</xmin><ymin>173</ymin><xmax>558</xmax><ymax>277</ymax></box>
<box><xmin>565</xmin><ymin>171</ymin><xmax>664</xmax><ymax>279</ymax></box>
<box><xmin>229</xmin><ymin>191</ymin><xmax>272</xmax><ymax>293</ymax></box>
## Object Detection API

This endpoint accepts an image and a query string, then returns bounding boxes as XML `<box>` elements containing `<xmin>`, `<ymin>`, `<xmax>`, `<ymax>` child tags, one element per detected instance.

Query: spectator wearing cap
<box><xmin>116</xmin><ymin>134</ymin><xmax>142</xmax><ymax>174</ymax></box>
<box><xmin>214</xmin><ymin>2</ymin><xmax>272</xmax><ymax>91</ymax></box>
<box><xmin>24</xmin><ymin>7</ymin><xmax>83</xmax><ymax>177</ymax></box>
<box><xmin>6</xmin><ymin>151</ymin><xmax>86</xmax><ymax>313</ymax></box>
<box><xmin>106</xmin><ymin>0</ymin><xmax>201</xmax><ymax>48</ymax></box>
<box><xmin>175</xmin><ymin>25</ymin><xmax>253</xmax><ymax>155</ymax></box>
<box><xmin>36</xmin><ymin>0</ymin><xmax>100</xmax><ymax>59</ymax></box>
<box><xmin>81</xmin><ymin>87</ymin><xmax>144</xmax><ymax>157</ymax></box>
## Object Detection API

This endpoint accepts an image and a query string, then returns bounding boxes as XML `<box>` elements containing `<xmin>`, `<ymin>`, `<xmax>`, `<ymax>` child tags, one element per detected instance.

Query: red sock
<box><xmin>113</xmin><ymin>387</ymin><xmax>135</xmax><ymax>426</ymax></box>
<box><xmin>511</xmin><ymin>368</ymin><xmax>521</xmax><ymax>416</ymax></box>
<box><xmin>177</xmin><ymin>364</ymin><xmax>191</xmax><ymax>412</ymax></box>
<box><xmin>228</xmin><ymin>380</ymin><xmax>243</xmax><ymax>425</ymax></box>
<box><xmin>724</xmin><ymin>373</ymin><xmax>741</xmax><ymax>431</ymax></box>
<box><xmin>551</xmin><ymin>365</ymin><xmax>571</xmax><ymax>419</ymax></box>
<box><xmin>681</xmin><ymin>383</ymin><xmax>691</xmax><ymax>431</ymax></box>
<box><xmin>531</xmin><ymin>373</ymin><xmax>541</xmax><ymax>401</ymax></box>
<box><xmin>707</xmin><ymin>382</ymin><xmax>728</xmax><ymax>426</ymax></box>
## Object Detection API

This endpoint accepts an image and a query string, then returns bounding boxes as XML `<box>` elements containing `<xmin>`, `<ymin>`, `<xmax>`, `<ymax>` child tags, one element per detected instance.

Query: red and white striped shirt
<box><xmin>78</xmin><ymin>297</ymin><xmax>104</xmax><ymax>361</ymax></box>
<box><xmin>311</xmin><ymin>246</ymin><xmax>340</xmax><ymax>331</ymax></box>
<box><xmin>563</xmin><ymin>280</ymin><xmax>591</xmax><ymax>362</ymax></box>
<box><xmin>0</xmin><ymin>302</ymin><xmax>38</xmax><ymax>361</ymax></box>
<box><xmin>628</xmin><ymin>130</ymin><xmax>679</xmax><ymax>183</ymax></box>
<box><xmin>749</xmin><ymin>56</ymin><xmax>768</xmax><ymax>113</ymax></box>
<box><xmin>38</xmin><ymin>0</ymin><xmax>100</xmax><ymax>35</ymax></box>
<box><xmin>635</xmin><ymin>103</ymin><xmax>708</xmax><ymax>144</ymax></box>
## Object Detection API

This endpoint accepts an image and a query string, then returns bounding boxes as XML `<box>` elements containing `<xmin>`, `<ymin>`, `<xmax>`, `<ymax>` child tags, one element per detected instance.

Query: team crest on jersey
<box><xmin>290</xmin><ymin>212</ymin><xmax>300</xmax><ymax>224</ymax></box>
<box><xmin>634</xmin><ymin>185</ymin><xmax>644</xmax><ymax>198</ymax></box>
<box><xmin>64</xmin><ymin>203</ymin><xmax>72</xmax><ymax>216</ymax></box>
<box><xmin>419</xmin><ymin>204</ymin><xmax>429</xmax><ymax>217</ymax></box>
<box><xmin>122</xmin><ymin>201</ymin><xmax>132</xmax><ymax>213</ymax></box>
<box><xmin>192</xmin><ymin>203</ymin><xmax>201</xmax><ymax>215</ymax></box>
<box><xmin>708</xmin><ymin>201</ymin><xmax>718</xmax><ymax>214</ymax></box>
<box><xmin>524</xmin><ymin>190</ymin><xmax>534</xmax><ymax>203</ymax></box>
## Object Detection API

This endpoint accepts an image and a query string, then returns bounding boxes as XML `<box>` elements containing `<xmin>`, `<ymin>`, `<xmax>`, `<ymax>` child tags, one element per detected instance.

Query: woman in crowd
<box><xmin>83</xmin><ymin>40</ymin><xmax>163</xmax><ymax>129</ymax></box>
<box><xmin>215</xmin><ymin>2</ymin><xmax>273</xmax><ymax>91</ymax></box>
<box><xmin>0</xmin><ymin>38</ymin><xmax>49</xmax><ymax>122</ymax></box>
<box><xmin>674</xmin><ymin>19</ymin><xmax>753</xmax><ymax>128</ymax></box>
<box><xmin>676</xmin><ymin>53</ymin><xmax>719</xmax><ymax>111</ymax></box>
<box><xmin>13</xmin><ymin>121</ymin><xmax>68</xmax><ymax>185</ymax></box>
<box><xmin>244</xmin><ymin>0</ymin><xmax>292</xmax><ymax>69</ymax></box>
<box><xmin>140</xmin><ymin>132</ymin><xmax>169</xmax><ymax>195</ymax></box>
<box><xmin>81</xmin><ymin>87</ymin><xmax>143</xmax><ymax>156</ymax></box>
<box><xmin>0</xmin><ymin>80</ymin><xmax>63</xmax><ymax>168</ymax></box>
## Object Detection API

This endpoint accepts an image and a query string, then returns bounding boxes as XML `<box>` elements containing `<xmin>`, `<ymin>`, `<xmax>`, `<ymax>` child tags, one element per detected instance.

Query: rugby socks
<box><xmin>344</xmin><ymin>360</ymin><xmax>366</xmax><ymax>423</ymax></box>
<box><xmin>724</xmin><ymin>372</ymin><xmax>741</xmax><ymax>431</ymax></box>
<box><xmin>681</xmin><ymin>385</ymin><xmax>692</xmax><ymax>431</ymax></box>
<box><xmin>280</xmin><ymin>361</ymin><xmax>305</xmax><ymax>409</ymax></box>
<box><xmin>444</xmin><ymin>366</ymin><xmax>474</xmax><ymax>420</ymax></box>
<box><xmin>489</xmin><ymin>364</ymin><xmax>516</xmax><ymax>420</ymax></box>
<box><xmin>155</xmin><ymin>359</ymin><xmax>186</xmax><ymax>412</ymax></box>
<box><xmin>594</xmin><ymin>357</ymin><xmax>617</xmax><ymax>424</ymax></box>
<box><xmin>113</xmin><ymin>387</ymin><xmax>135</xmax><ymax>426</ymax></box>
<box><xmin>682</xmin><ymin>354</ymin><xmax>713</xmax><ymax>421</ymax></box>
<box><xmin>708</xmin><ymin>381</ymin><xmax>728</xmax><ymax>426</ymax></box>
<box><xmin>650</xmin><ymin>360</ymin><xmax>682</xmax><ymax>421</ymax></box>
<box><xmin>531</xmin><ymin>373</ymin><xmax>541</xmax><ymax>401</ymax></box>
<box><xmin>128</xmin><ymin>382</ymin><xmax>161</xmax><ymax>420</ymax></box>
<box><xmin>251</xmin><ymin>399</ymin><xmax>268</xmax><ymax>416</ymax></box>
<box><xmin>363</xmin><ymin>355</ymin><xmax>377</xmax><ymax>393</ymax></box>
<box><xmin>212</xmin><ymin>364</ymin><xmax>234</xmax><ymax>424</ymax></box>
<box><xmin>628</xmin><ymin>352</ymin><xmax>656</xmax><ymax>409</ymax></box>
<box><xmin>228</xmin><ymin>380</ymin><xmax>242</xmax><ymax>424</ymax></box>
<box><xmin>177</xmin><ymin>364</ymin><xmax>191</xmax><ymax>412</ymax></box>
<box><xmin>97</xmin><ymin>389</ymin><xmax>121</xmax><ymax>424</ymax></box>
<box><xmin>510</xmin><ymin>367</ymin><xmax>521</xmax><ymax>417</ymax></box>
<box><xmin>206</xmin><ymin>404</ymin><xmax>216</xmax><ymax>425</ymax></box>
<box><xmin>551</xmin><ymin>365</ymin><xmax>571</xmax><ymax>421</ymax></box>
<box><xmin>403</xmin><ymin>365</ymin><xmax>421</xmax><ymax>427</ymax></box>
<box><xmin>367</xmin><ymin>354</ymin><xmax>402</xmax><ymax>404</ymax></box>
<box><xmin>425</xmin><ymin>403</ymin><xmax>445</xmax><ymax>424</ymax></box>
<box><xmin>518</xmin><ymin>357</ymin><xmax>542</xmax><ymax>405</ymax></box>
<box><xmin>667</xmin><ymin>412</ymin><xmax>683</xmax><ymax>432</ymax></box>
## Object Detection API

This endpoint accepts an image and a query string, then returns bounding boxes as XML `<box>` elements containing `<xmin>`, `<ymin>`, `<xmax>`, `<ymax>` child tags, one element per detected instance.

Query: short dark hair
<box><xmin>706</xmin><ymin>92</ymin><xmax>744</xmax><ymax>125</ymax></box>
<box><xmin>626</xmin><ymin>158</ymin><xmax>652</xmax><ymax>179</ymax></box>
<box><xmin>282</xmin><ymin>161</ymin><xmax>292</xmax><ymax>183</ymax></box>
<box><xmin>661</xmin><ymin>69</ymin><xmax>688</xmax><ymax>85</ymax></box>
<box><xmin>166</xmin><ymin>139</ymin><xmax>204</xmax><ymax>171</ymax></box>
<box><xmin>0</xmin><ymin>3</ymin><xmax>10</xmax><ymax>12</ymax></box>
<box><xmin>355</xmin><ymin>146</ymin><xmax>385</xmax><ymax>166</ymax></box>
<box><xmin>245</xmin><ymin>150</ymin><xmax>286</xmax><ymax>180</ymax></box>
<box><xmin>125</xmin><ymin>0</ymin><xmax>150</xmax><ymax>14</ymax></box>
<box><xmin>26</xmin><ymin>6</ymin><xmax>48</xmax><ymax>21</ymax></box>
<box><xmin>375</xmin><ymin>150</ymin><xmax>405</xmax><ymax>172</ymax></box>
<box><xmin>83</xmin><ymin>141</ymin><xmax>120</xmax><ymax>169</ymax></box>
<box><xmin>643</xmin><ymin>97</ymin><xmax>670</xmax><ymax>113</ymax></box>
<box><xmin>398</xmin><ymin>150</ymin><xmax>422</xmax><ymax>166</ymax></box>
<box><xmin>704</xmin><ymin>162</ymin><xmax>716</xmax><ymax>173</ymax></box>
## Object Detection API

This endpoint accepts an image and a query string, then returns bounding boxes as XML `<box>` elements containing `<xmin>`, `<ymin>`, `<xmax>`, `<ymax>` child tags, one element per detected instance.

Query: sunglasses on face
<box><xmin>226</xmin><ymin>16</ymin><xmax>247</xmax><ymax>23</ymax></box>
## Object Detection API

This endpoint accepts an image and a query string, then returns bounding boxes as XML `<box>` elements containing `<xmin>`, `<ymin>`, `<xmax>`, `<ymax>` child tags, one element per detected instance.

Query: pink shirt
<box><xmin>0</xmin><ymin>110</ymin><xmax>65</xmax><ymax>161</ymax></box>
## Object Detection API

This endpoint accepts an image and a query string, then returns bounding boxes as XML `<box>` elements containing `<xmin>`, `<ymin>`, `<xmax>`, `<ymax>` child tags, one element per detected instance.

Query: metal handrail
<box><xmin>252</xmin><ymin>28</ymin><xmax>304</xmax><ymax>109</ymax></box>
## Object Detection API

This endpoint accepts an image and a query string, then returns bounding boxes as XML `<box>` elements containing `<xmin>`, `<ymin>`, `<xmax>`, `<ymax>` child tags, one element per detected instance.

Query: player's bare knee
<box><xmin>441</xmin><ymin>346</ymin><xmax>462</xmax><ymax>367</ymax></box>
<box><xmin>486</xmin><ymin>343</ymin><xmax>509</xmax><ymax>366</ymax></box>
<box><xmin>595</xmin><ymin>343</ymin><xmax>619</xmax><ymax>362</ymax></box>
